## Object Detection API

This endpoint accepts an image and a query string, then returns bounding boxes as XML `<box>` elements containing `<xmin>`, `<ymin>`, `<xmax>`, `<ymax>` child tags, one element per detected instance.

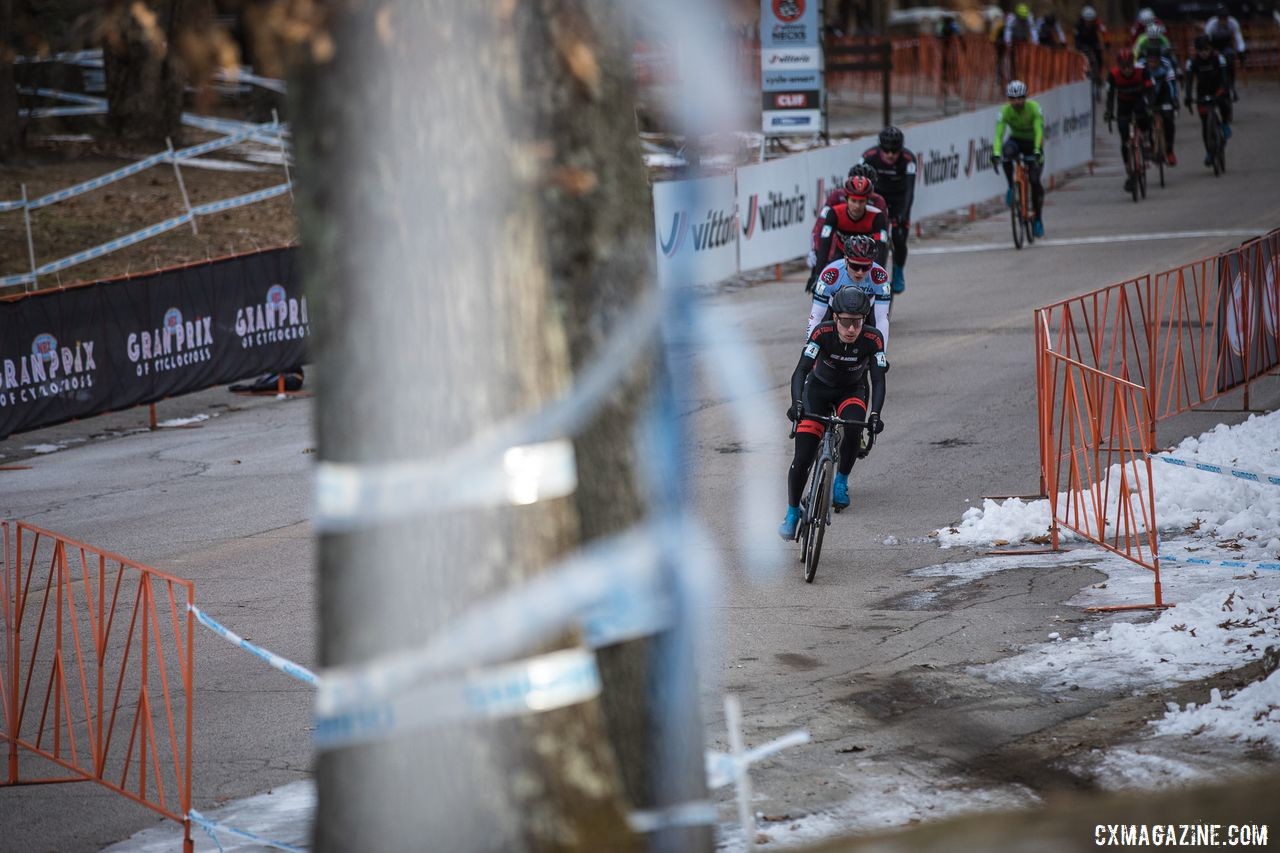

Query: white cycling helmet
<box><xmin>1137</xmin><ymin>7</ymin><xmax>1155</xmax><ymax>24</ymax></box>
<box><xmin>1006</xmin><ymin>80</ymin><xmax>1028</xmax><ymax>98</ymax></box>
<box><xmin>1081</xmin><ymin>5</ymin><xmax>1097</xmax><ymax>19</ymax></box>
<box><xmin>1146</xmin><ymin>22</ymin><xmax>1166</xmax><ymax>37</ymax></box>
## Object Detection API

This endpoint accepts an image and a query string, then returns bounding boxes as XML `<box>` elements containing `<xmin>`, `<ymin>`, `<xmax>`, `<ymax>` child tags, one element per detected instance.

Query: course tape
<box><xmin>188</xmin><ymin>809</ymin><xmax>305</xmax><ymax>853</ymax></box>
<box><xmin>1157</xmin><ymin>553</ymin><xmax>1280</xmax><ymax>571</ymax></box>
<box><xmin>0</xmin><ymin>272</ymin><xmax>36</xmax><ymax>288</ymax></box>
<box><xmin>36</xmin><ymin>214</ymin><xmax>193</xmax><ymax>275</ymax></box>
<box><xmin>313</xmin><ymin>287</ymin><xmax>666</xmax><ymax>531</ymax></box>
<box><xmin>314</xmin><ymin>647</ymin><xmax>601</xmax><ymax>750</ymax></box>
<box><xmin>190</xmin><ymin>605</ymin><xmax>320</xmax><ymax>686</ymax></box>
<box><xmin>316</xmin><ymin>520</ymin><xmax>689</xmax><ymax>720</ymax></box>
<box><xmin>190</xmin><ymin>183</ymin><xmax>292</xmax><ymax>216</ymax></box>
<box><xmin>19</xmin><ymin>86</ymin><xmax>105</xmax><ymax>105</ymax></box>
<box><xmin>27</xmin><ymin>153</ymin><xmax>172</xmax><ymax>210</ymax></box>
<box><xmin>20</xmin><ymin>105</ymin><xmax>106</xmax><ymax>119</ymax></box>
<box><xmin>704</xmin><ymin>729</ymin><xmax>811</xmax><ymax>790</ymax></box>
<box><xmin>1150</xmin><ymin>453</ymin><xmax>1280</xmax><ymax>487</ymax></box>
<box><xmin>627</xmin><ymin>800</ymin><xmax>719</xmax><ymax>833</ymax></box>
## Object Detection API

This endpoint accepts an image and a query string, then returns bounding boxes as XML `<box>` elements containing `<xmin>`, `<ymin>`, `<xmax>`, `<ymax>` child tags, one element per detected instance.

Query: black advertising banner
<box><xmin>0</xmin><ymin>247</ymin><xmax>306</xmax><ymax>439</ymax></box>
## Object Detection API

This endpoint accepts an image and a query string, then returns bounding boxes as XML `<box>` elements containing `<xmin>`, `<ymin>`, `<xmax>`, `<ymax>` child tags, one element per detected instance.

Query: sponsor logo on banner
<box><xmin>1265</xmin><ymin>256</ymin><xmax>1278</xmax><ymax>336</ymax></box>
<box><xmin>763</xmin><ymin>48</ymin><xmax>820</xmax><ymax>67</ymax></box>
<box><xmin>235</xmin><ymin>284</ymin><xmax>310</xmax><ymax>349</ymax></box>
<box><xmin>965</xmin><ymin>137</ymin><xmax>996</xmax><ymax>177</ymax></box>
<box><xmin>741</xmin><ymin>186</ymin><xmax>807</xmax><ymax>239</ymax></box>
<box><xmin>0</xmin><ymin>333</ymin><xmax>98</xmax><ymax>407</ymax></box>
<box><xmin>126</xmin><ymin>306</ymin><xmax>215</xmax><ymax>377</ymax></box>
<box><xmin>658</xmin><ymin>207</ymin><xmax>737</xmax><ymax>256</ymax></box>
<box><xmin>771</xmin><ymin>0</ymin><xmax>805</xmax><ymax>22</ymax></box>
<box><xmin>920</xmin><ymin>146</ymin><xmax>961</xmax><ymax>186</ymax></box>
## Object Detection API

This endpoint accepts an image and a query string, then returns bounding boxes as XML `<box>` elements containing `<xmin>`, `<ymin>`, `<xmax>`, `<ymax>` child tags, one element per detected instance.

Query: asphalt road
<box><xmin>2</xmin><ymin>82</ymin><xmax>1279</xmax><ymax>851</ymax></box>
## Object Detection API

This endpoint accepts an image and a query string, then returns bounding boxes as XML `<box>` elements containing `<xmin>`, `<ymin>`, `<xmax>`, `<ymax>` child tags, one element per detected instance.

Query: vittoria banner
<box><xmin>0</xmin><ymin>247</ymin><xmax>305</xmax><ymax>439</ymax></box>
<box><xmin>1216</xmin><ymin>231</ymin><xmax>1280</xmax><ymax>393</ymax></box>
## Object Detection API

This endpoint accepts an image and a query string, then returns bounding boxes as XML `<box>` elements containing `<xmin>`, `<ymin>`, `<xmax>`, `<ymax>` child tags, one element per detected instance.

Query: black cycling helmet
<box><xmin>842</xmin><ymin>234</ymin><xmax>878</xmax><ymax>263</ymax></box>
<box><xmin>847</xmin><ymin>162</ymin><xmax>878</xmax><ymax>185</ymax></box>
<box><xmin>1214</xmin><ymin>3</ymin><xmax>1227</xmax><ymax>15</ymax></box>
<box><xmin>878</xmin><ymin>126</ymin><xmax>904</xmax><ymax>152</ymax></box>
<box><xmin>1194</xmin><ymin>33</ymin><xmax>1212</xmax><ymax>50</ymax></box>
<box><xmin>830</xmin><ymin>287</ymin><xmax>873</xmax><ymax>318</ymax></box>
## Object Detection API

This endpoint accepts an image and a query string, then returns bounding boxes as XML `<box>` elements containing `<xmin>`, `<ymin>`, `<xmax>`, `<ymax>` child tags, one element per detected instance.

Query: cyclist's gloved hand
<box><xmin>869</xmin><ymin>412</ymin><xmax>884</xmax><ymax>434</ymax></box>
<box><xmin>787</xmin><ymin>401</ymin><xmax>803</xmax><ymax>423</ymax></box>
<box><xmin>1034</xmin><ymin>150</ymin><xmax>1044</xmax><ymax>165</ymax></box>
<box><xmin>804</xmin><ymin>268</ymin><xmax>819</xmax><ymax>293</ymax></box>
<box><xmin>1103</xmin><ymin>110</ymin><xmax>1114</xmax><ymax>123</ymax></box>
<box><xmin>990</xmin><ymin>153</ymin><xmax>1001</xmax><ymax>169</ymax></box>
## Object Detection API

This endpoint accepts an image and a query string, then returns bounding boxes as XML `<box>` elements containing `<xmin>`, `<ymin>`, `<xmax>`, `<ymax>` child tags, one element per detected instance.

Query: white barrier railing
<box><xmin>653</xmin><ymin>80</ymin><xmax>1094</xmax><ymax>287</ymax></box>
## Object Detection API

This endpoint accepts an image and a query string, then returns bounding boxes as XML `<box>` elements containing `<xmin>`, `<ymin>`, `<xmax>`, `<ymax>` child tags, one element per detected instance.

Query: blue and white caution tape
<box><xmin>704</xmin><ymin>728</ymin><xmax>811</xmax><ymax>790</ymax></box>
<box><xmin>190</xmin><ymin>183</ymin><xmax>292</xmax><ymax>216</ymax></box>
<box><xmin>20</xmin><ymin>105</ymin><xmax>107</xmax><ymax>119</ymax></box>
<box><xmin>173</xmin><ymin>125</ymin><xmax>264</xmax><ymax>160</ymax></box>
<box><xmin>190</xmin><ymin>605</ymin><xmax>320</xmax><ymax>686</ymax></box>
<box><xmin>27</xmin><ymin>152</ymin><xmax>171</xmax><ymax>210</ymax></box>
<box><xmin>627</xmin><ymin>800</ymin><xmax>719</xmax><ymax>833</ymax></box>
<box><xmin>314</xmin><ymin>647</ymin><xmax>601</xmax><ymax>750</ymax></box>
<box><xmin>18</xmin><ymin>86</ymin><xmax>105</xmax><ymax>105</ymax></box>
<box><xmin>188</xmin><ymin>809</ymin><xmax>305</xmax><ymax>853</ymax></box>
<box><xmin>14</xmin><ymin>50</ymin><xmax>104</xmax><ymax>66</ymax></box>
<box><xmin>35</xmin><ymin>214</ymin><xmax>193</xmax><ymax>276</ymax></box>
<box><xmin>316</xmin><ymin>520</ymin><xmax>688</xmax><ymax>720</ymax></box>
<box><xmin>314</xmin><ymin>287</ymin><xmax>667</xmax><ymax>531</ymax></box>
<box><xmin>0</xmin><ymin>272</ymin><xmax>36</xmax><ymax>287</ymax></box>
<box><xmin>1156</xmin><ymin>553</ymin><xmax>1280</xmax><ymax>571</ymax></box>
<box><xmin>1149</xmin><ymin>453</ymin><xmax>1280</xmax><ymax>487</ymax></box>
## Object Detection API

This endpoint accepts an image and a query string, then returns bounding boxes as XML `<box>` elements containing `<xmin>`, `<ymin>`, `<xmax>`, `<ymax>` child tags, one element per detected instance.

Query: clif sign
<box><xmin>761</xmin><ymin>0</ymin><xmax>823</xmax><ymax>135</ymax></box>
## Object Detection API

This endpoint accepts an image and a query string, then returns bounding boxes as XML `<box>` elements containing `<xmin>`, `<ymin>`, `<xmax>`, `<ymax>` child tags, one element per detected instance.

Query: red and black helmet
<box><xmin>1117</xmin><ymin>47</ymin><xmax>1135</xmax><ymax>65</ymax></box>
<box><xmin>843</xmin><ymin>234</ymin><xmax>878</xmax><ymax>263</ymax></box>
<box><xmin>843</xmin><ymin>175</ymin><xmax>873</xmax><ymax>200</ymax></box>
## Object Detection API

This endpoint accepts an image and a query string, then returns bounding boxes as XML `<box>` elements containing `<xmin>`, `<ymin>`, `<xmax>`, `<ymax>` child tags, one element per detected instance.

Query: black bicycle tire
<box><xmin>1216</xmin><ymin>126</ymin><xmax>1226</xmax><ymax>173</ymax></box>
<box><xmin>1139</xmin><ymin>161</ymin><xmax>1147</xmax><ymax>198</ymax></box>
<box><xmin>1011</xmin><ymin>183</ymin><xmax>1024</xmax><ymax>249</ymax></box>
<box><xmin>804</xmin><ymin>459</ymin><xmax>832</xmax><ymax>583</ymax></box>
<box><xmin>1130</xmin><ymin>141</ymin><xmax>1141</xmax><ymax>202</ymax></box>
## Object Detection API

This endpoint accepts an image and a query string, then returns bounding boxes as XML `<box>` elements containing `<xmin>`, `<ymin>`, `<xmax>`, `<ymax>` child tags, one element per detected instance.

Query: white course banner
<box><xmin>736</xmin><ymin>158</ymin><xmax>811</xmax><ymax>271</ymax></box>
<box><xmin>653</xmin><ymin>175</ymin><xmax>738</xmax><ymax>288</ymax></box>
<box><xmin>799</xmin><ymin>135</ymin><xmax>877</xmax><ymax>218</ymax></box>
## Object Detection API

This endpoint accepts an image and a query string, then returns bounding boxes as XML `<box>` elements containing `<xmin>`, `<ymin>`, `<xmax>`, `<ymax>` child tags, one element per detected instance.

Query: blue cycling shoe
<box><xmin>1222</xmin><ymin>123</ymin><xmax>1232</xmax><ymax>140</ymax></box>
<box><xmin>778</xmin><ymin>505</ymin><xmax>801</xmax><ymax>540</ymax></box>
<box><xmin>1005</xmin><ymin>188</ymin><xmax>1013</xmax><ymax>207</ymax></box>
<box><xmin>1032</xmin><ymin>218</ymin><xmax>1044</xmax><ymax>238</ymax></box>
<box><xmin>833</xmin><ymin>473</ymin><xmax>850</xmax><ymax>510</ymax></box>
<box><xmin>1204</xmin><ymin>152</ymin><xmax>1214</xmax><ymax>166</ymax></box>
<box><xmin>890</xmin><ymin>266</ymin><xmax>905</xmax><ymax>294</ymax></box>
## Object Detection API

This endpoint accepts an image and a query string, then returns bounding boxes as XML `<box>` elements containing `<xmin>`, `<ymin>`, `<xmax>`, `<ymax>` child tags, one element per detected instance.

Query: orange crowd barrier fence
<box><xmin>1034</xmin><ymin>228</ymin><xmax>1280</xmax><ymax>606</ymax></box>
<box><xmin>1</xmin><ymin>521</ymin><xmax>195</xmax><ymax>851</ymax></box>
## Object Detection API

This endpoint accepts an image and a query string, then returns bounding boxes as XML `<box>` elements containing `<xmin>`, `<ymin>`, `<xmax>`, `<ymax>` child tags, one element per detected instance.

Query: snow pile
<box><xmin>157</xmin><ymin>413</ymin><xmax>212</xmax><ymax>427</ymax></box>
<box><xmin>1152</xmin><ymin>666</ymin><xmax>1280</xmax><ymax>752</ymax></box>
<box><xmin>976</xmin><ymin>587</ymin><xmax>1280</xmax><ymax>692</ymax></box>
<box><xmin>937</xmin><ymin>410</ymin><xmax>1280</xmax><ymax>564</ymax></box>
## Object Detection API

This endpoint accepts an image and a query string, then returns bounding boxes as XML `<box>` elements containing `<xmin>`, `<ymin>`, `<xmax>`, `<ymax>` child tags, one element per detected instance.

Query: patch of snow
<box><xmin>1152</xmin><ymin>668</ymin><xmax>1280</xmax><ymax>752</ymax></box>
<box><xmin>23</xmin><ymin>443</ymin><xmax>64</xmax><ymax>454</ymax></box>
<box><xmin>157</xmin><ymin>413</ymin><xmax>212</xmax><ymax>427</ymax></box>
<box><xmin>104</xmin><ymin>780</ymin><xmax>313</xmax><ymax>852</ymax></box>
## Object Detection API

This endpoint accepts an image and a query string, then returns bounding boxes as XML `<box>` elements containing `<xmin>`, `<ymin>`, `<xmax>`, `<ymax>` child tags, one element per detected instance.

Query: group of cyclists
<box><xmin>779</xmin><ymin>3</ymin><xmax>1255</xmax><ymax>545</ymax></box>
<box><xmin>1094</xmin><ymin>5</ymin><xmax>1246</xmax><ymax>189</ymax></box>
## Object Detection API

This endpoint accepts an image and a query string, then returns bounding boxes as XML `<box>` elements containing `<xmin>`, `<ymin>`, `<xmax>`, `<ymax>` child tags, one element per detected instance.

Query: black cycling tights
<box><xmin>787</xmin><ymin>394</ymin><xmax>867</xmax><ymax>507</ymax></box>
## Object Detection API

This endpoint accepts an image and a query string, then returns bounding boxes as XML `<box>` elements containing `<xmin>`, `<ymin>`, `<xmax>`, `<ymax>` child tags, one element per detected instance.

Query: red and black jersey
<box><xmin>809</xmin><ymin>187</ymin><xmax>890</xmax><ymax>257</ymax></box>
<box><xmin>1107</xmin><ymin>65</ymin><xmax>1153</xmax><ymax>112</ymax></box>
<box><xmin>815</xmin><ymin>202</ymin><xmax>890</xmax><ymax>266</ymax></box>
<box><xmin>791</xmin><ymin>322</ymin><xmax>888</xmax><ymax>418</ymax></box>
<box><xmin>859</xmin><ymin>147</ymin><xmax>917</xmax><ymax>221</ymax></box>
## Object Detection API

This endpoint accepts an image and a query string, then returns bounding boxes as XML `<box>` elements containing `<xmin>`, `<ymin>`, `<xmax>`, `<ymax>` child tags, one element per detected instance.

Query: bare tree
<box><xmin>0</xmin><ymin>0</ymin><xmax>20</xmax><ymax>161</ymax></box>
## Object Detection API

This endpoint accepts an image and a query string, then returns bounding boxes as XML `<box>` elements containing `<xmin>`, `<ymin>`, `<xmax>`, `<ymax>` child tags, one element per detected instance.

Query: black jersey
<box><xmin>858</xmin><ymin>147</ymin><xmax>918</xmax><ymax>220</ymax></box>
<box><xmin>1185</xmin><ymin>52</ymin><xmax>1230</xmax><ymax>100</ymax></box>
<box><xmin>797</xmin><ymin>322</ymin><xmax>884</xmax><ymax>385</ymax></box>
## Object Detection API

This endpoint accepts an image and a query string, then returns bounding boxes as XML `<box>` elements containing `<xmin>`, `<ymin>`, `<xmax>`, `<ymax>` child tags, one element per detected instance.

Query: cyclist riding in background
<box><xmin>1037</xmin><ymin>13</ymin><xmax>1066</xmax><ymax>48</ymax></box>
<box><xmin>1074</xmin><ymin>6</ymin><xmax>1107</xmax><ymax>84</ymax></box>
<box><xmin>807</xmin><ymin>164</ymin><xmax>889</xmax><ymax>289</ymax></box>
<box><xmin>779</xmin><ymin>287</ymin><xmax>887</xmax><ymax>539</ymax></box>
<box><xmin>1105</xmin><ymin>48</ymin><xmax>1154</xmax><ymax>193</ymax></box>
<box><xmin>858</xmin><ymin>127</ymin><xmax>917</xmax><ymax>295</ymax></box>
<box><xmin>1005</xmin><ymin>4</ymin><xmax>1038</xmax><ymax>46</ymax></box>
<box><xmin>991</xmin><ymin>80</ymin><xmax>1046</xmax><ymax>237</ymax></box>
<box><xmin>1140</xmin><ymin>39</ymin><xmax>1180</xmax><ymax>165</ymax></box>
<box><xmin>1185</xmin><ymin>34</ymin><xmax>1234</xmax><ymax>164</ymax></box>
<box><xmin>1205</xmin><ymin>4</ymin><xmax>1246</xmax><ymax>100</ymax></box>
<box><xmin>1129</xmin><ymin>7</ymin><xmax>1163</xmax><ymax>41</ymax></box>
<box><xmin>808</xmin><ymin>175</ymin><xmax>889</xmax><ymax>290</ymax></box>
<box><xmin>1134</xmin><ymin>22</ymin><xmax>1175</xmax><ymax>62</ymax></box>
<box><xmin>808</xmin><ymin>234</ymin><xmax>892</xmax><ymax>346</ymax></box>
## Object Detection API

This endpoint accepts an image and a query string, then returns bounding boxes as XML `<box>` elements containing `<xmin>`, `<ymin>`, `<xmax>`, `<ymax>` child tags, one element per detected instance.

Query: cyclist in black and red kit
<box><xmin>807</xmin><ymin>164</ymin><xmax>889</xmax><ymax>289</ymax></box>
<box><xmin>858</xmin><ymin>127</ymin><xmax>917</xmax><ymax>295</ymax></box>
<box><xmin>780</xmin><ymin>287</ymin><xmax>887</xmax><ymax>539</ymax></box>
<box><xmin>1185</xmin><ymin>34</ymin><xmax>1234</xmax><ymax>165</ymax></box>
<box><xmin>1104</xmin><ymin>48</ymin><xmax>1154</xmax><ymax>194</ymax></box>
<box><xmin>807</xmin><ymin>175</ymin><xmax>889</xmax><ymax>292</ymax></box>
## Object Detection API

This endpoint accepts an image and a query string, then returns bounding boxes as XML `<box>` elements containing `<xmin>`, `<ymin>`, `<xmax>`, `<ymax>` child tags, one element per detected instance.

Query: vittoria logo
<box><xmin>741</xmin><ymin>186</ymin><xmax>806</xmax><ymax>239</ymax></box>
<box><xmin>965</xmin><ymin>137</ymin><xmax>995</xmax><ymax>177</ymax></box>
<box><xmin>127</xmin><ymin>306</ymin><xmax>214</xmax><ymax>377</ymax></box>
<box><xmin>0</xmin><ymin>333</ymin><xmax>97</xmax><ymax>407</ymax></box>
<box><xmin>235</xmin><ymin>285</ymin><xmax>310</xmax><ymax>349</ymax></box>
<box><xmin>659</xmin><ymin>208</ymin><xmax>736</xmax><ymax>257</ymax></box>
<box><xmin>921</xmin><ymin>146</ymin><xmax>961</xmax><ymax>186</ymax></box>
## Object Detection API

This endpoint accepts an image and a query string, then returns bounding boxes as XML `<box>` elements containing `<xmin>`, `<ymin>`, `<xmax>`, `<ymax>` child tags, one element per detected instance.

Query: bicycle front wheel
<box><xmin>1010</xmin><ymin>184</ymin><xmax>1024</xmax><ymax>249</ymax></box>
<box><xmin>804</xmin><ymin>458</ymin><xmax>832</xmax><ymax>583</ymax></box>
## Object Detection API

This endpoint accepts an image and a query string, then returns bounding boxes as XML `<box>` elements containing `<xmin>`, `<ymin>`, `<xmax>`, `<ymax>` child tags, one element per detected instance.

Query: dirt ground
<box><xmin>0</xmin><ymin>122</ymin><xmax>298</xmax><ymax>295</ymax></box>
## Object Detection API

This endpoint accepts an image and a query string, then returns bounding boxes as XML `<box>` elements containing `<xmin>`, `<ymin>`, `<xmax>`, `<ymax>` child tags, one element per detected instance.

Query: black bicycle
<box><xmin>789</xmin><ymin>410</ymin><xmax>876</xmax><ymax>583</ymax></box>
<box><xmin>998</xmin><ymin>154</ymin><xmax>1038</xmax><ymax>249</ymax></box>
<box><xmin>1193</xmin><ymin>95</ymin><xmax>1226</xmax><ymax>176</ymax></box>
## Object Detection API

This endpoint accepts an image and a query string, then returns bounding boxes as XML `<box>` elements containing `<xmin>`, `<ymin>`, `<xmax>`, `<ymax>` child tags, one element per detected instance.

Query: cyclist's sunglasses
<box><xmin>834</xmin><ymin>314</ymin><xmax>865</xmax><ymax>328</ymax></box>
<box><xmin>845</xmin><ymin>260</ymin><xmax>873</xmax><ymax>272</ymax></box>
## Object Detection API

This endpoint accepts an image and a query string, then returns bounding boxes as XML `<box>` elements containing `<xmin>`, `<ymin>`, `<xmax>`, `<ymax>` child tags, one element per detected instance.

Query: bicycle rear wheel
<box><xmin>804</xmin><ymin>459</ymin><xmax>832</xmax><ymax>583</ymax></box>
<box><xmin>1209</xmin><ymin>114</ymin><xmax>1224</xmax><ymax>176</ymax></box>
<box><xmin>1010</xmin><ymin>183</ymin><xmax>1024</xmax><ymax>249</ymax></box>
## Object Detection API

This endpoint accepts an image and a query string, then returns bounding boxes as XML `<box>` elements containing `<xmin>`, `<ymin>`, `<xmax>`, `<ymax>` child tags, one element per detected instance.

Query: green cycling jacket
<box><xmin>993</xmin><ymin>100</ymin><xmax>1045</xmax><ymax>157</ymax></box>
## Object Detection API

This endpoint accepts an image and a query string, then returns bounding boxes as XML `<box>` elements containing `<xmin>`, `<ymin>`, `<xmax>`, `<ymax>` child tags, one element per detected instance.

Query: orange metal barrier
<box><xmin>1</xmin><ymin>521</ymin><xmax>194</xmax><ymax>851</ymax></box>
<box><xmin>1034</xmin><ymin>228</ymin><xmax>1280</xmax><ymax>605</ymax></box>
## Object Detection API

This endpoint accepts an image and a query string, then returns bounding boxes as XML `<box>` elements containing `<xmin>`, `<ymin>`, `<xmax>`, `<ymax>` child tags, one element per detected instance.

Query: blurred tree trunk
<box><xmin>0</xmin><ymin>0</ymin><xmax>19</xmax><ymax>162</ymax></box>
<box><xmin>290</xmin><ymin>1</ymin><xmax>663</xmax><ymax>850</ymax></box>
<box><xmin>100</xmin><ymin>0</ymin><xmax>194</xmax><ymax>144</ymax></box>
